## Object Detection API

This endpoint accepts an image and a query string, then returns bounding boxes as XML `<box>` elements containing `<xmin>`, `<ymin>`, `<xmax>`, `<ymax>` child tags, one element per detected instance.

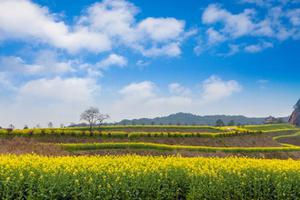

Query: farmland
<box><xmin>1</xmin><ymin>123</ymin><xmax>300</xmax><ymax>199</ymax></box>
<box><xmin>1</xmin><ymin>123</ymin><xmax>300</xmax><ymax>158</ymax></box>
<box><xmin>1</xmin><ymin>155</ymin><xmax>300</xmax><ymax>199</ymax></box>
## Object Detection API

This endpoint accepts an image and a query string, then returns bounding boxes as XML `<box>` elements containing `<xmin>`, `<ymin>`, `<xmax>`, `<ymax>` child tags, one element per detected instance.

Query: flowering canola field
<box><xmin>1</xmin><ymin>155</ymin><xmax>300</xmax><ymax>200</ymax></box>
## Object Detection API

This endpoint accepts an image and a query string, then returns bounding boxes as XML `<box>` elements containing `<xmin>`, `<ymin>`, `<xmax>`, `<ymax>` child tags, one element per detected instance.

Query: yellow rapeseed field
<box><xmin>0</xmin><ymin>155</ymin><xmax>300</xmax><ymax>199</ymax></box>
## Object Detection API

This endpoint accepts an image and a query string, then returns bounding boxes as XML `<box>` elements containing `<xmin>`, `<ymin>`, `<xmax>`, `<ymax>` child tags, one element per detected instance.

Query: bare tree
<box><xmin>97</xmin><ymin>113</ymin><xmax>110</xmax><ymax>128</ymax></box>
<box><xmin>8</xmin><ymin>124</ymin><xmax>15</xmax><ymax>130</ymax></box>
<box><xmin>80</xmin><ymin>107</ymin><xmax>109</xmax><ymax>133</ymax></box>
<box><xmin>48</xmin><ymin>122</ymin><xmax>53</xmax><ymax>128</ymax></box>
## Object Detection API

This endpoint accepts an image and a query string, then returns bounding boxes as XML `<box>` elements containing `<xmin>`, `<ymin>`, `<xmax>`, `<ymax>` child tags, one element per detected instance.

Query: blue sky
<box><xmin>0</xmin><ymin>0</ymin><xmax>299</xmax><ymax>127</ymax></box>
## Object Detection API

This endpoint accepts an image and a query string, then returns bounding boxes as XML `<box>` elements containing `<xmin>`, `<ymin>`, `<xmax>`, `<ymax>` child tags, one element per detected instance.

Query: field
<box><xmin>2</xmin><ymin>155</ymin><xmax>300</xmax><ymax>199</ymax></box>
<box><xmin>1</xmin><ymin>123</ymin><xmax>300</xmax><ymax>158</ymax></box>
<box><xmin>1</xmin><ymin>123</ymin><xmax>300</xmax><ymax>199</ymax></box>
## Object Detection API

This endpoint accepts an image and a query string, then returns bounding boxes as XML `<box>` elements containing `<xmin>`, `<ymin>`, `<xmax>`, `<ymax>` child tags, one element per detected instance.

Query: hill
<box><xmin>117</xmin><ymin>112</ymin><xmax>288</xmax><ymax>126</ymax></box>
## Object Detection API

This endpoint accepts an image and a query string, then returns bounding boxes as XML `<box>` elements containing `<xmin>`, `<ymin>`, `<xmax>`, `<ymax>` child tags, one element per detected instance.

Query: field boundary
<box><xmin>60</xmin><ymin>142</ymin><xmax>300</xmax><ymax>153</ymax></box>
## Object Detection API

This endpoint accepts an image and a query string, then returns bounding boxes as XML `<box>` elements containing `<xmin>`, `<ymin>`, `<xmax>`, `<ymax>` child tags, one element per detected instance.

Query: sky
<box><xmin>0</xmin><ymin>0</ymin><xmax>300</xmax><ymax>127</ymax></box>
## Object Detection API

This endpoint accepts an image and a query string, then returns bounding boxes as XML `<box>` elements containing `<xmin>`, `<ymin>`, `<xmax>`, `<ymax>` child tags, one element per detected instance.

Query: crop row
<box><xmin>1</xmin><ymin>155</ymin><xmax>300</xmax><ymax>199</ymax></box>
<box><xmin>0</xmin><ymin>128</ymin><xmax>262</xmax><ymax>138</ymax></box>
<box><xmin>60</xmin><ymin>142</ymin><xmax>300</xmax><ymax>153</ymax></box>
<box><xmin>68</xmin><ymin>125</ymin><xmax>223</xmax><ymax>132</ymax></box>
<box><xmin>243</xmin><ymin>123</ymin><xmax>298</xmax><ymax>131</ymax></box>
<box><xmin>273</xmin><ymin>131</ymin><xmax>300</xmax><ymax>140</ymax></box>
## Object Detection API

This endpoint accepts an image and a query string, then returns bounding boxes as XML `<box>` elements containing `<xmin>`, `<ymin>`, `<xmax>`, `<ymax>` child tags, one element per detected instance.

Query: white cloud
<box><xmin>202</xmin><ymin>4</ymin><xmax>255</xmax><ymax>38</ymax></box>
<box><xmin>136</xmin><ymin>60</ymin><xmax>150</xmax><ymax>66</ymax></box>
<box><xmin>110</xmin><ymin>76</ymin><xmax>242</xmax><ymax>120</ymax></box>
<box><xmin>0</xmin><ymin>76</ymin><xmax>101</xmax><ymax>128</ymax></box>
<box><xmin>225</xmin><ymin>44</ymin><xmax>241</xmax><ymax>56</ymax></box>
<box><xmin>0</xmin><ymin>0</ymin><xmax>188</xmax><ymax>57</ymax></box>
<box><xmin>0</xmin><ymin>0</ymin><xmax>111</xmax><ymax>53</ymax></box>
<box><xmin>240</xmin><ymin>0</ymin><xmax>273</xmax><ymax>7</ymax></box>
<box><xmin>0</xmin><ymin>73</ymin><xmax>17</xmax><ymax>92</ymax></box>
<box><xmin>287</xmin><ymin>9</ymin><xmax>300</xmax><ymax>26</ymax></box>
<box><xmin>216</xmin><ymin>44</ymin><xmax>241</xmax><ymax>57</ymax></box>
<box><xmin>112</xmin><ymin>81</ymin><xmax>193</xmax><ymax>119</ymax></box>
<box><xmin>137</xmin><ymin>17</ymin><xmax>185</xmax><ymax>42</ymax></box>
<box><xmin>119</xmin><ymin>81</ymin><xmax>156</xmax><ymax>100</ymax></box>
<box><xmin>18</xmin><ymin>77</ymin><xmax>99</xmax><ymax>103</ymax></box>
<box><xmin>145</xmin><ymin>96</ymin><xmax>192</xmax><ymax>109</ymax></box>
<box><xmin>206</xmin><ymin>28</ymin><xmax>226</xmax><ymax>44</ymax></box>
<box><xmin>0</xmin><ymin>51</ymin><xmax>75</xmax><ymax>75</ymax></box>
<box><xmin>201</xmin><ymin>75</ymin><xmax>242</xmax><ymax>103</ymax></box>
<box><xmin>96</xmin><ymin>54</ymin><xmax>127</xmax><ymax>69</ymax></box>
<box><xmin>168</xmin><ymin>83</ymin><xmax>190</xmax><ymax>96</ymax></box>
<box><xmin>200</xmin><ymin>2</ymin><xmax>300</xmax><ymax>54</ymax></box>
<box><xmin>244</xmin><ymin>41</ymin><xmax>273</xmax><ymax>53</ymax></box>
<box><xmin>0</xmin><ymin>75</ymin><xmax>243</xmax><ymax>127</ymax></box>
<box><xmin>140</xmin><ymin>42</ymin><xmax>182</xmax><ymax>57</ymax></box>
<box><xmin>78</xmin><ymin>0</ymin><xmax>138</xmax><ymax>43</ymax></box>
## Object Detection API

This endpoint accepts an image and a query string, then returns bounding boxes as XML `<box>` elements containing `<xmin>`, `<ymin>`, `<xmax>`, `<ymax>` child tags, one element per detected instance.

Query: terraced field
<box><xmin>1</xmin><ymin>123</ymin><xmax>300</xmax><ymax>158</ymax></box>
<box><xmin>1</xmin><ymin>123</ymin><xmax>300</xmax><ymax>199</ymax></box>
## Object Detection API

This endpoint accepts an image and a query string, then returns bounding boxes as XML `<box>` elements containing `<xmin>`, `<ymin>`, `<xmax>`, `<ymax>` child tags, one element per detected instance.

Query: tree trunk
<box><xmin>89</xmin><ymin>123</ymin><xmax>93</xmax><ymax>134</ymax></box>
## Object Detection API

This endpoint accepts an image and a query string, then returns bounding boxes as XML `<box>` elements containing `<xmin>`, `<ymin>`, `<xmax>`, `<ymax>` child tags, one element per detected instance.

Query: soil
<box><xmin>278</xmin><ymin>136</ymin><xmax>300</xmax><ymax>146</ymax></box>
<box><xmin>0</xmin><ymin>137</ymin><xmax>68</xmax><ymax>156</ymax></box>
<box><xmin>73</xmin><ymin>149</ymin><xmax>300</xmax><ymax>160</ymax></box>
<box><xmin>0</xmin><ymin>131</ymin><xmax>298</xmax><ymax>159</ymax></box>
<box><xmin>20</xmin><ymin>135</ymin><xmax>281</xmax><ymax>147</ymax></box>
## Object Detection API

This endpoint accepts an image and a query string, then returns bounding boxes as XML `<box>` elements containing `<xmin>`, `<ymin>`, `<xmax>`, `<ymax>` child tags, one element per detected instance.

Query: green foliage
<box><xmin>244</xmin><ymin>124</ymin><xmax>297</xmax><ymax>131</ymax></box>
<box><xmin>1</xmin><ymin>155</ymin><xmax>300</xmax><ymax>200</ymax></box>
<box><xmin>215</xmin><ymin>119</ymin><xmax>225</xmax><ymax>126</ymax></box>
<box><xmin>61</xmin><ymin>142</ymin><xmax>300</xmax><ymax>153</ymax></box>
<box><xmin>0</xmin><ymin>127</ymin><xmax>262</xmax><ymax>138</ymax></box>
<box><xmin>227</xmin><ymin>120</ymin><xmax>235</xmax><ymax>126</ymax></box>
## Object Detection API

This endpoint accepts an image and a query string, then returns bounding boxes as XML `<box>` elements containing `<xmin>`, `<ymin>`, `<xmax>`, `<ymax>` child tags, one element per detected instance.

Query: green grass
<box><xmin>244</xmin><ymin>123</ymin><xmax>298</xmax><ymax>131</ymax></box>
<box><xmin>60</xmin><ymin>142</ymin><xmax>300</xmax><ymax>153</ymax></box>
<box><xmin>273</xmin><ymin>131</ymin><xmax>300</xmax><ymax>140</ymax></box>
<box><xmin>272</xmin><ymin>131</ymin><xmax>300</xmax><ymax>147</ymax></box>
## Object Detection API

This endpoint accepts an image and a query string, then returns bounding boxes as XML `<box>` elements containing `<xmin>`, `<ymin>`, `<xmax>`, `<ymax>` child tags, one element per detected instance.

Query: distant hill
<box><xmin>116</xmin><ymin>112</ymin><xmax>289</xmax><ymax>126</ymax></box>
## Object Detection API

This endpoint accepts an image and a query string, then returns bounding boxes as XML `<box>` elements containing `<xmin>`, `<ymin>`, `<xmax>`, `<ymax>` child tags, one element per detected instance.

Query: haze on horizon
<box><xmin>0</xmin><ymin>0</ymin><xmax>299</xmax><ymax>128</ymax></box>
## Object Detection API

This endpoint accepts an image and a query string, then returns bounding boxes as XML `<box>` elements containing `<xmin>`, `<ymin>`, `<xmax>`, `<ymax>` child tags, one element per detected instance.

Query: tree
<box><xmin>48</xmin><ymin>122</ymin><xmax>53</xmax><ymax>128</ymax></box>
<box><xmin>80</xmin><ymin>107</ymin><xmax>109</xmax><ymax>133</ymax></box>
<box><xmin>97</xmin><ymin>113</ymin><xmax>110</xmax><ymax>128</ymax></box>
<box><xmin>277</xmin><ymin>118</ymin><xmax>284</xmax><ymax>124</ymax></box>
<box><xmin>24</xmin><ymin>125</ymin><xmax>29</xmax><ymax>129</ymax></box>
<box><xmin>228</xmin><ymin>120</ymin><xmax>235</xmax><ymax>126</ymax></box>
<box><xmin>215</xmin><ymin>119</ymin><xmax>225</xmax><ymax>127</ymax></box>
<box><xmin>8</xmin><ymin>124</ymin><xmax>15</xmax><ymax>130</ymax></box>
